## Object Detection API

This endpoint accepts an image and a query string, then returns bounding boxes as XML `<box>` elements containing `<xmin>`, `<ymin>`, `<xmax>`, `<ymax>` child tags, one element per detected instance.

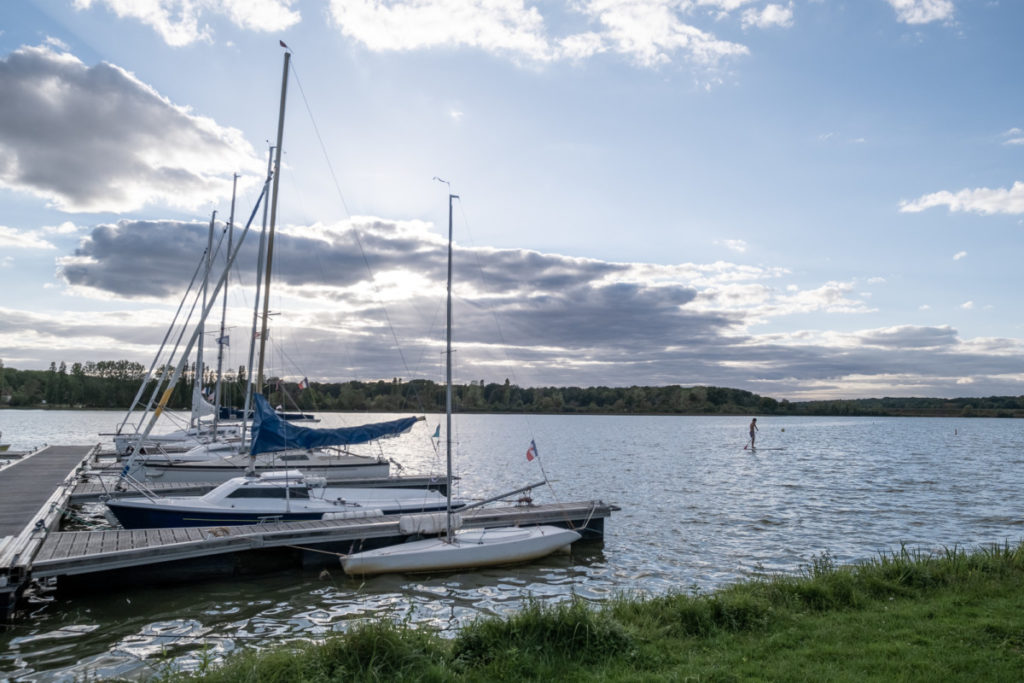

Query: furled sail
<box><xmin>249</xmin><ymin>393</ymin><xmax>420</xmax><ymax>455</ymax></box>
<box><xmin>191</xmin><ymin>383</ymin><xmax>217</xmax><ymax>420</ymax></box>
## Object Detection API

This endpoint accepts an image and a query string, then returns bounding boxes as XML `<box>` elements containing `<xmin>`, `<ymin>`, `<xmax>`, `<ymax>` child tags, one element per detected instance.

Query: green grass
<box><xmin>171</xmin><ymin>543</ymin><xmax>1024</xmax><ymax>682</ymax></box>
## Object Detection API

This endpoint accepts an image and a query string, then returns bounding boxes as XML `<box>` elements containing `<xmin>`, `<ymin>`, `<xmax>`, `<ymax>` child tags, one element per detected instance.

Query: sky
<box><xmin>0</xmin><ymin>0</ymin><xmax>1022</xmax><ymax>401</ymax></box>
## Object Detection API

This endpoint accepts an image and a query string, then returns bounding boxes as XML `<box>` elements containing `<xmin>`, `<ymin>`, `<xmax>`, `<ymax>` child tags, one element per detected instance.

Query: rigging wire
<box><xmin>287</xmin><ymin>58</ymin><xmax>426</xmax><ymax>411</ymax></box>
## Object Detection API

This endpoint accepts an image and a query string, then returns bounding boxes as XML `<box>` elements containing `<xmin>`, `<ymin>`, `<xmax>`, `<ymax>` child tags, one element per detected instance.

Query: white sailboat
<box><xmin>342</xmin><ymin>186</ymin><xmax>580</xmax><ymax>575</ymax></box>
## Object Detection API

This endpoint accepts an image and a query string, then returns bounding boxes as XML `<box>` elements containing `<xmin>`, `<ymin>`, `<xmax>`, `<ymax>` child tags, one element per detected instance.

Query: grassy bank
<box><xmin>173</xmin><ymin>544</ymin><xmax>1024</xmax><ymax>681</ymax></box>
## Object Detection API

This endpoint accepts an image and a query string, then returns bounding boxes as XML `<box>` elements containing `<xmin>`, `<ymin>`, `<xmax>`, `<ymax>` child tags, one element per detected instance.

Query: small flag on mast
<box><xmin>432</xmin><ymin>425</ymin><xmax>441</xmax><ymax>439</ymax></box>
<box><xmin>298</xmin><ymin>377</ymin><xmax>309</xmax><ymax>390</ymax></box>
<box><xmin>526</xmin><ymin>439</ymin><xmax>538</xmax><ymax>462</ymax></box>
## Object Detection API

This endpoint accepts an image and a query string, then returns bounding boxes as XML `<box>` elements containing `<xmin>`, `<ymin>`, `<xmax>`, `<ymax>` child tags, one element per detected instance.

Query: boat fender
<box><xmin>321</xmin><ymin>509</ymin><xmax>384</xmax><ymax>520</ymax></box>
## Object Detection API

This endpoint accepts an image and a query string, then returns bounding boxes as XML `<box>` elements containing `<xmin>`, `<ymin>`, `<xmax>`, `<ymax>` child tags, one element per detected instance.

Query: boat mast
<box><xmin>193</xmin><ymin>211</ymin><xmax>216</xmax><ymax>430</ymax></box>
<box><xmin>213</xmin><ymin>174</ymin><xmax>238</xmax><ymax>436</ymax></box>
<box><xmin>242</xmin><ymin>146</ymin><xmax>275</xmax><ymax>446</ymax></box>
<box><xmin>438</xmin><ymin>179</ymin><xmax>459</xmax><ymax>541</ymax></box>
<box><xmin>257</xmin><ymin>47</ymin><xmax>291</xmax><ymax>398</ymax></box>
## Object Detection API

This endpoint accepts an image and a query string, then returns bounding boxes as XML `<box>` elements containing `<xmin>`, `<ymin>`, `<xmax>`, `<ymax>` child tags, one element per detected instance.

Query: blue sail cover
<box><xmin>249</xmin><ymin>393</ymin><xmax>420</xmax><ymax>455</ymax></box>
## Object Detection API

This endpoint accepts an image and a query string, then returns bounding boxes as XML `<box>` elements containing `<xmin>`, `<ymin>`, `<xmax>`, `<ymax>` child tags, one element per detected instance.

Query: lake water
<box><xmin>1</xmin><ymin>410</ymin><xmax>1022</xmax><ymax>680</ymax></box>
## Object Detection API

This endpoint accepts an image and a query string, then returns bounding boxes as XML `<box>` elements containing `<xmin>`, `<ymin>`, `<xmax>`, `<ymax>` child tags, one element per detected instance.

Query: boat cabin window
<box><xmin>278</xmin><ymin>454</ymin><xmax>309</xmax><ymax>462</ymax></box>
<box><xmin>226</xmin><ymin>487</ymin><xmax>310</xmax><ymax>499</ymax></box>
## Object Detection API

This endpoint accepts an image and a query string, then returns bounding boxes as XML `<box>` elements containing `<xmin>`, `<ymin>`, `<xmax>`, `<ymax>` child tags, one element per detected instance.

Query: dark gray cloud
<box><xmin>856</xmin><ymin>325</ymin><xmax>959</xmax><ymax>349</ymax></box>
<box><xmin>35</xmin><ymin>215</ymin><xmax>1024</xmax><ymax>399</ymax></box>
<box><xmin>0</xmin><ymin>45</ymin><xmax>261</xmax><ymax>212</ymax></box>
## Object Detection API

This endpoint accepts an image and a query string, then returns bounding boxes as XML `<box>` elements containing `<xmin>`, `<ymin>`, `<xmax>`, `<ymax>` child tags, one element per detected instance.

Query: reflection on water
<box><xmin>1</xmin><ymin>411</ymin><xmax>1022</xmax><ymax>679</ymax></box>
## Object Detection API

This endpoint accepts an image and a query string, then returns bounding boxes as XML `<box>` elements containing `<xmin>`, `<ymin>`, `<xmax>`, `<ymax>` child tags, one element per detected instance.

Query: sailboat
<box><xmin>108</xmin><ymin>213</ymin><xmax>243</xmax><ymax>457</ymax></box>
<box><xmin>115</xmin><ymin>48</ymin><xmax>437</xmax><ymax>490</ymax></box>
<box><xmin>341</xmin><ymin>188</ymin><xmax>580</xmax><ymax>575</ymax></box>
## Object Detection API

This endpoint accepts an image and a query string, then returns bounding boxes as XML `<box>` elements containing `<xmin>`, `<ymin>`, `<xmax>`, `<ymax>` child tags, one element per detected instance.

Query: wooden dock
<box><xmin>0</xmin><ymin>445</ymin><xmax>97</xmax><ymax>619</ymax></box>
<box><xmin>31</xmin><ymin>501</ymin><xmax>611</xmax><ymax>586</ymax></box>
<box><xmin>0</xmin><ymin>443</ymin><xmax>616</xmax><ymax>619</ymax></box>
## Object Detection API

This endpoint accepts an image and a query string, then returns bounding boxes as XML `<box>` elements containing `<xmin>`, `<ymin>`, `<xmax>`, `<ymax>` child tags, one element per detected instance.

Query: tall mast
<box><xmin>257</xmin><ymin>47</ymin><xmax>291</xmax><ymax>397</ymax></box>
<box><xmin>213</xmin><ymin>174</ymin><xmax>238</xmax><ymax>435</ymax></box>
<box><xmin>436</xmin><ymin>178</ymin><xmax>458</xmax><ymax>541</ymax></box>
<box><xmin>193</xmin><ymin>211</ymin><xmax>215</xmax><ymax>429</ymax></box>
<box><xmin>242</xmin><ymin>146</ymin><xmax>275</xmax><ymax>446</ymax></box>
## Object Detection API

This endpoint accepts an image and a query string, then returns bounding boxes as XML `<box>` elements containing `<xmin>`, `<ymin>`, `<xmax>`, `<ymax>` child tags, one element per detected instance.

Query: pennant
<box><xmin>432</xmin><ymin>425</ymin><xmax>440</xmax><ymax>439</ymax></box>
<box><xmin>217</xmin><ymin>335</ymin><xmax>230</xmax><ymax>347</ymax></box>
<box><xmin>526</xmin><ymin>439</ymin><xmax>538</xmax><ymax>462</ymax></box>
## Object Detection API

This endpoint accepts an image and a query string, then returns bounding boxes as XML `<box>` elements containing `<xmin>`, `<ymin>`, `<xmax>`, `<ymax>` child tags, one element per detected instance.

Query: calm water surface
<box><xmin>0</xmin><ymin>410</ymin><xmax>1022</xmax><ymax>680</ymax></box>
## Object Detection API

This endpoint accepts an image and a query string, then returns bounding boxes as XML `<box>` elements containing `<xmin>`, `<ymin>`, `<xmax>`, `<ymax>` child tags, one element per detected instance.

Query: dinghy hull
<box><xmin>342</xmin><ymin>525</ymin><xmax>581</xmax><ymax>575</ymax></box>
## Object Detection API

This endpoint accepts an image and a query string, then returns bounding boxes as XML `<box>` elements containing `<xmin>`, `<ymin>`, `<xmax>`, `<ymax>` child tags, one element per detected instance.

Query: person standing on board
<box><xmin>749</xmin><ymin>418</ymin><xmax>758</xmax><ymax>449</ymax></box>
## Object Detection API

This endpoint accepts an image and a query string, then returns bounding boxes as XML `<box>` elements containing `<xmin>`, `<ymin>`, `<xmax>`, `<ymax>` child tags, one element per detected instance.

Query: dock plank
<box><xmin>0</xmin><ymin>446</ymin><xmax>94</xmax><ymax>538</ymax></box>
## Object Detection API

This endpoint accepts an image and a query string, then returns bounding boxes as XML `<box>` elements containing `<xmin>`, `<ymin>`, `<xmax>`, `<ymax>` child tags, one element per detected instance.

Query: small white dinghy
<box><xmin>342</xmin><ymin>190</ymin><xmax>582</xmax><ymax>576</ymax></box>
<box><xmin>342</xmin><ymin>513</ymin><xmax>580</xmax><ymax>575</ymax></box>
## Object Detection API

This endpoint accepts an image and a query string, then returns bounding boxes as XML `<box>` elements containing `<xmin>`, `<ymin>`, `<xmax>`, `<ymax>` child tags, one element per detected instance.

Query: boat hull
<box><xmin>341</xmin><ymin>525</ymin><xmax>581</xmax><ymax>575</ymax></box>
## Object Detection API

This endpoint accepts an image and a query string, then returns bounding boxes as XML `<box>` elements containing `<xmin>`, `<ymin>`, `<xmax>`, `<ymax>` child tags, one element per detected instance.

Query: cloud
<box><xmin>720</xmin><ymin>238</ymin><xmax>747</xmax><ymax>253</ymax></box>
<box><xmin>327</xmin><ymin>0</ymin><xmax>553</xmax><ymax>60</ymax></box>
<box><xmin>0</xmin><ymin>44</ymin><xmax>264</xmax><ymax>213</ymax></box>
<box><xmin>46</xmin><ymin>214</ymin><xmax>992</xmax><ymax>399</ymax></box>
<box><xmin>0</xmin><ymin>225</ymin><xmax>57</xmax><ymax>250</ymax></box>
<box><xmin>953</xmin><ymin>251</ymin><xmax>966</xmax><ymax>260</ymax></box>
<box><xmin>741</xmin><ymin>3</ymin><xmax>794</xmax><ymax>30</ymax></box>
<box><xmin>72</xmin><ymin>0</ymin><xmax>301</xmax><ymax>47</ymax></box>
<box><xmin>885</xmin><ymin>0</ymin><xmax>954</xmax><ymax>25</ymax></box>
<box><xmin>961</xmin><ymin>300</ymin><xmax>974</xmax><ymax>310</ymax></box>
<box><xmin>326</xmin><ymin>0</ymin><xmax>752</xmax><ymax>69</ymax></box>
<box><xmin>1001</xmin><ymin>128</ymin><xmax>1024</xmax><ymax>146</ymax></box>
<box><xmin>856</xmin><ymin>325</ymin><xmax>958</xmax><ymax>349</ymax></box>
<box><xmin>899</xmin><ymin>181</ymin><xmax>1024</xmax><ymax>215</ymax></box>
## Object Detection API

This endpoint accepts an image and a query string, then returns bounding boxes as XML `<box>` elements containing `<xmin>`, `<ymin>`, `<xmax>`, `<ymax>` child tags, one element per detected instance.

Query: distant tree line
<box><xmin>2</xmin><ymin>360</ymin><xmax>1023</xmax><ymax>417</ymax></box>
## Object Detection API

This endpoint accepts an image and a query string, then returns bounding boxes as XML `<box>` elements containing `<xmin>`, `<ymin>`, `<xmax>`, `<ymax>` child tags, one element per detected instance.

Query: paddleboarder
<box><xmin>749</xmin><ymin>418</ymin><xmax>758</xmax><ymax>449</ymax></box>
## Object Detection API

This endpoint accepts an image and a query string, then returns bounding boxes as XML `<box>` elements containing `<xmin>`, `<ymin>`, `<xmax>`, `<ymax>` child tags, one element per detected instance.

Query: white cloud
<box><xmin>42</xmin><ymin>221</ymin><xmax>83</xmax><ymax>235</ymax></box>
<box><xmin>741</xmin><ymin>3</ymin><xmax>794</xmax><ymax>30</ymax></box>
<box><xmin>1001</xmin><ymin>127</ymin><xmax>1024</xmax><ymax>146</ymax></box>
<box><xmin>72</xmin><ymin>0</ymin><xmax>300</xmax><ymax>47</ymax></box>
<box><xmin>44</xmin><ymin>36</ymin><xmax>70</xmax><ymax>50</ymax></box>
<box><xmin>961</xmin><ymin>300</ymin><xmax>974</xmax><ymax>310</ymax></box>
<box><xmin>720</xmin><ymin>238</ymin><xmax>747</xmax><ymax>253</ymax></box>
<box><xmin>325</xmin><ymin>0</ymin><xmax>751</xmax><ymax>69</ymax></box>
<box><xmin>899</xmin><ymin>181</ymin><xmax>1024</xmax><ymax>215</ymax></box>
<box><xmin>953</xmin><ymin>251</ymin><xmax>966</xmax><ymax>260</ymax></box>
<box><xmin>575</xmin><ymin>0</ymin><xmax>751</xmax><ymax>67</ymax></box>
<box><xmin>0</xmin><ymin>45</ymin><xmax>263</xmax><ymax>213</ymax></box>
<box><xmin>0</xmin><ymin>225</ymin><xmax>57</xmax><ymax>250</ymax></box>
<box><xmin>885</xmin><ymin>0</ymin><xmax>954</xmax><ymax>25</ymax></box>
<box><xmin>327</xmin><ymin>0</ymin><xmax>552</xmax><ymax>60</ymax></box>
<box><xmin>919</xmin><ymin>304</ymin><xmax>931</xmax><ymax>310</ymax></box>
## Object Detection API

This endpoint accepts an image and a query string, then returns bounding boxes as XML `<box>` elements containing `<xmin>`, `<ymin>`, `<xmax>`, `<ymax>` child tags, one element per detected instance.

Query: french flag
<box><xmin>526</xmin><ymin>439</ymin><xmax>538</xmax><ymax>462</ymax></box>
